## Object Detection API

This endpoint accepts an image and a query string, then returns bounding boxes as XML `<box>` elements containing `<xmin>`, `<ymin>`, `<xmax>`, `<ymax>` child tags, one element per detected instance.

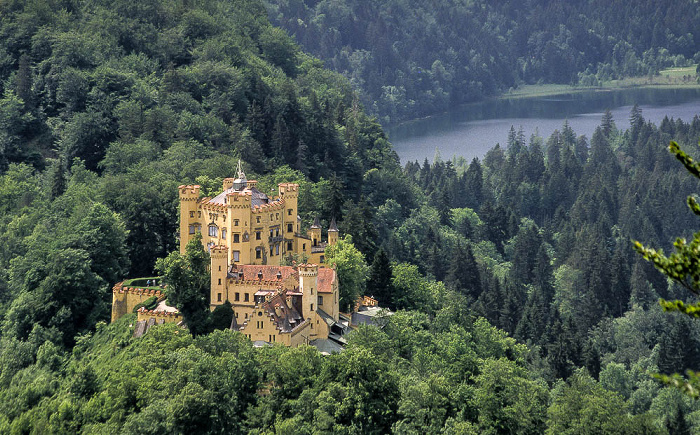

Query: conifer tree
<box><xmin>445</xmin><ymin>241</ymin><xmax>481</xmax><ymax>299</ymax></box>
<box><xmin>50</xmin><ymin>158</ymin><xmax>66</xmax><ymax>200</ymax></box>
<box><xmin>601</xmin><ymin>109</ymin><xmax>615</xmax><ymax>137</ymax></box>
<box><xmin>474</xmin><ymin>275</ymin><xmax>502</xmax><ymax>328</ymax></box>
<box><xmin>367</xmin><ymin>248</ymin><xmax>394</xmax><ymax>309</ymax></box>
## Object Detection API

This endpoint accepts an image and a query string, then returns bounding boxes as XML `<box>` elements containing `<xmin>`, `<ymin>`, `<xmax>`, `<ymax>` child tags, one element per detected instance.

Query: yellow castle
<box><xmin>114</xmin><ymin>162</ymin><xmax>344</xmax><ymax>347</ymax></box>
<box><xmin>178</xmin><ymin>161</ymin><xmax>338</xmax><ymax>266</ymax></box>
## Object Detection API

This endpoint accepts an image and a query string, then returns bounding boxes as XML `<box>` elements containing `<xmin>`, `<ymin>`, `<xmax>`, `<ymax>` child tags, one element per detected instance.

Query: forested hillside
<box><xmin>265</xmin><ymin>0</ymin><xmax>700</xmax><ymax>123</ymax></box>
<box><xmin>2</xmin><ymin>0</ymin><xmax>700</xmax><ymax>433</ymax></box>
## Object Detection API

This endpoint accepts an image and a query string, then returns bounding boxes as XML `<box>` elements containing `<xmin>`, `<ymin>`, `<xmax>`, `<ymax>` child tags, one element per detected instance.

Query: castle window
<box><xmin>269</xmin><ymin>246</ymin><xmax>274</xmax><ymax>257</ymax></box>
<box><xmin>245</xmin><ymin>293</ymin><xmax>249</xmax><ymax>302</ymax></box>
<box><xmin>189</xmin><ymin>224</ymin><xmax>196</xmax><ymax>234</ymax></box>
<box><xmin>218</xmin><ymin>265</ymin><xmax>221</xmax><ymax>271</ymax></box>
<box><xmin>189</xmin><ymin>211</ymin><xmax>194</xmax><ymax>218</ymax></box>
<box><xmin>270</xmin><ymin>214</ymin><xmax>273</xmax><ymax>221</ymax></box>
<box><xmin>235</xmin><ymin>312</ymin><xmax>238</xmax><ymax>318</ymax></box>
<box><xmin>233</xmin><ymin>251</ymin><xmax>240</xmax><ymax>262</ymax></box>
<box><xmin>207</xmin><ymin>242</ymin><xmax>214</xmax><ymax>252</ymax></box>
<box><xmin>208</xmin><ymin>225</ymin><xmax>218</xmax><ymax>237</ymax></box>
<box><xmin>310</xmin><ymin>303</ymin><xmax>313</xmax><ymax>311</ymax></box>
<box><xmin>235</xmin><ymin>292</ymin><xmax>240</xmax><ymax>301</ymax></box>
<box><xmin>198</xmin><ymin>211</ymin><xmax>202</xmax><ymax>218</ymax></box>
<box><xmin>217</xmin><ymin>293</ymin><xmax>222</xmax><ymax>302</ymax></box>
<box><xmin>275</xmin><ymin>244</ymin><xmax>280</xmax><ymax>255</ymax></box>
<box><xmin>234</xmin><ymin>219</ymin><xmax>239</xmax><ymax>226</ymax></box>
<box><xmin>318</xmin><ymin>295</ymin><xmax>323</xmax><ymax>305</ymax></box>
<box><xmin>233</xmin><ymin>234</ymin><xmax>240</xmax><ymax>243</ymax></box>
<box><xmin>256</xmin><ymin>216</ymin><xmax>260</xmax><ymax>223</ymax></box>
<box><xmin>222</xmin><ymin>229</ymin><xmax>227</xmax><ymax>239</ymax></box>
<box><xmin>270</xmin><ymin>229</ymin><xmax>273</xmax><ymax>238</ymax></box>
<box><xmin>276</xmin><ymin>213</ymin><xmax>279</xmax><ymax>220</ymax></box>
<box><xmin>218</xmin><ymin>278</ymin><xmax>221</xmax><ymax>285</ymax></box>
<box><xmin>320</xmin><ymin>255</ymin><xmax>325</xmax><ymax>263</ymax></box>
<box><xmin>275</xmin><ymin>229</ymin><xmax>279</xmax><ymax>237</ymax></box>
<box><xmin>256</xmin><ymin>231</ymin><xmax>261</xmax><ymax>240</ymax></box>
<box><xmin>288</xmin><ymin>209</ymin><xmax>292</xmax><ymax>216</ymax></box>
<box><xmin>256</xmin><ymin>248</ymin><xmax>262</xmax><ymax>259</ymax></box>
<box><xmin>287</xmin><ymin>223</ymin><xmax>293</xmax><ymax>233</ymax></box>
<box><xmin>311</xmin><ymin>287</ymin><xmax>314</xmax><ymax>295</ymax></box>
<box><xmin>287</xmin><ymin>241</ymin><xmax>293</xmax><ymax>251</ymax></box>
<box><xmin>303</xmin><ymin>243</ymin><xmax>306</xmax><ymax>250</ymax></box>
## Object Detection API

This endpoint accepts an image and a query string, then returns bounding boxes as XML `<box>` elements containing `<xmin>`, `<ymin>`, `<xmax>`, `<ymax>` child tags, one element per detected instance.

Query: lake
<box><xmin>386</xmin><ymin>87</ymin><xmax>700</xmax><ymax>164</ymax></box>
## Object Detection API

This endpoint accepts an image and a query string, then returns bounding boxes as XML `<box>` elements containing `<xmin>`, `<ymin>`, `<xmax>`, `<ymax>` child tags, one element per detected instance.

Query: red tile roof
<box><xmin>317</xmin><ymin>267</ymin><xmax>336</xmax><ymax>293</ymax></box>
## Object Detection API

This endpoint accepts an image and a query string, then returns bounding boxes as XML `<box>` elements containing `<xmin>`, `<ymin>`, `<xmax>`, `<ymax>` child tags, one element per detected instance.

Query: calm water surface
<box><xmin>387</xmin><ymin>88</ymin><xmax>700</xmax><ymax>164</ymax></box>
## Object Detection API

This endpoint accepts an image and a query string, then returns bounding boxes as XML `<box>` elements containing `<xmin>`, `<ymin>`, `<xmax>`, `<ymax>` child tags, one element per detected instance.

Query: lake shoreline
<box><xmin>384</xmin><ymin>78</ymin><xmax>700</xmax><ymax>131</ymax></box>
<box><xmin>387</xmin><ymin>86</ymin><xmax>700</xmax><ymax>164</ymax></box>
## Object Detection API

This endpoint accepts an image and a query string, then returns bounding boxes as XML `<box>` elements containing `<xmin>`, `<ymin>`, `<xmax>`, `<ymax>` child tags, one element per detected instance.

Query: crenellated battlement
<box><xmin>179</xmin><ymin>185</ymin><xmax>200</xmax><ymax>200</ymax></box>
<box><xmin>251</xmin><ymin>198</ymin><xmax>285</xmax><ymax>213</ymax></box>
<box><xmin>136</xmin><ymin>307</ymin><xmax>182</xmax><ymax>319</ymax></box>
<box><xmin>114</xmin><ymin>286</ymin><xmax>165</xmax><ymax>297</ymax></box>
<box><xmin>297</xmin><ymin>264</ymin><xmax>319</xmax><ymax>277</ymax></box>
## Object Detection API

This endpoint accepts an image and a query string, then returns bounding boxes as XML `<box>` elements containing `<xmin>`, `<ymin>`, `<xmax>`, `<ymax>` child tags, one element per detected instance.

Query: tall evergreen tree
<box><xmin>445</xmin><ymin>242</ymin><xmax>481</xmax><ymax>299</ymax></box>
<box><xmin>366</xmin><ymin>248</ymin><xmax>394</xmax><ymax>309</ymax></box>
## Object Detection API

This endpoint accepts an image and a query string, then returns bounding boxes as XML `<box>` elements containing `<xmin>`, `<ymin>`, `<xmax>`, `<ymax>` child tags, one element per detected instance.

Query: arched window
<box><xmin>208</xmin><ymin>224</ymin><xmax>218</xmax><ymax>237</ymax></box>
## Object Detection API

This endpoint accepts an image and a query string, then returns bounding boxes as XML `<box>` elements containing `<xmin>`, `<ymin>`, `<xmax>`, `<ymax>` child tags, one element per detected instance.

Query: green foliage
<box><xmin>324</xmin><ymin>234</ymin><xmax>368</xmax><ymax>312</ymax></box>
<box><xmin>132</xmin><ymin>296</ymin><xmax>159</xmax><ymax>313</ymax></box>
<box><xmin>156</xmin><ymin>234</ymin><xmax>211</xmax><ymax>336</ymax></box>
<box><xmin>546</xmin><ymin>369</ymin><xmax>660</xmax><ymax>434</ymax></box>
<box><xmin>634</xmin><ymin>140</ymin><xmax>700</xmax><ymax>397</ymax></box>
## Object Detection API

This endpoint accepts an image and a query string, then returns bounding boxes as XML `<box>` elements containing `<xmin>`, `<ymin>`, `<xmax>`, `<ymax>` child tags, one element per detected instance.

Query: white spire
<box><xmin>236</xmin><ymin>159</ymin><xmax>246</xmax><ymax>179</ymax></box>
<box><xmin>233</xmin><ymin>160</ymin><xmax>247</xmax><ymax>190</ymax></box>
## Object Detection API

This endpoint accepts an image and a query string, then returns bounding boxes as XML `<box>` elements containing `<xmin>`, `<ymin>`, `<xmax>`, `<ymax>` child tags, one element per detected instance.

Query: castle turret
<box><xmin>279</xmin><ymin>183</ymin><xmax>300</xmax><ymax>252</ymax></box>
<box><xmin>179</xmin><ymin>184</ymin><xmax>201</xmax><ymax>254</ymax></box>
<box><xmin>228</xmin><ymin>190</ymin><xmax>252</xmax><ymax>264</ymax></box>
<box><xmin>309</xmin><ymin>216</ymin><xmax>321</xmax><ymax>246</ymax></box>
<box><xmin>298</xmin><ymin>264</ymin><xmax>319</xmax><ymax>332</ymax></box>
<box><xmin>328</xmin><ymin>217</ymin><xmax>339</xmax><ymax>246</ymax></box>
<box><xmin>210</xmin><ymin>245</ymin><xmax>228</xmax><ymax>307</ymax></box>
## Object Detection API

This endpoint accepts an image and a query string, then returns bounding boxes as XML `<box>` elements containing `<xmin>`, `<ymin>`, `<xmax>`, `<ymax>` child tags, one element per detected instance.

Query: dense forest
<box><xmin>2</xmin><ymin>0</ymin><xmax>700</xmax><ymax>433</ymax></box>
<box><xmin>265</xmin><ymin>0</ymin><xmax>700</xmax><ymax>123</ymax></box>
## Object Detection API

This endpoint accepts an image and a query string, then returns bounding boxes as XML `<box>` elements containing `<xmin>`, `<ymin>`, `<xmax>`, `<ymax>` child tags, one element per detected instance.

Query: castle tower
<box><xmin>328</xmin><ymin>217</ymin><xmax>339</xmax><ymax>246</ymax></box>
<box><xmin>298</xmin><ymin>264</ymin><xmax>319</xmax><ymax>332</ymax></box>
<box><xmin>222</xmin><ymin>177</ymin><xmax>234</xmax><ymax>191</ymax></box>
<box><xmin>179</xmin><ymin>184</ymin><xmax>201</xmax><ymax>254</ymax></box>
<box><xmin>309</xmin><ymin>216</ymin><xmax>321</xmax><ymax>247</ymax></box>
<box><xmin>210</xmin><ymin>245</ymin><xmax>228</xmax><ymax>307</ymax></box>
<box><xmin>279</xmin><ymin>183</ymin><xmax>299</xmax><ymax>252</ymax></box>
<box><xmin>227</xmin><ymin>190</ymin><xmax>252</xmax><ymax>264</ymax></box>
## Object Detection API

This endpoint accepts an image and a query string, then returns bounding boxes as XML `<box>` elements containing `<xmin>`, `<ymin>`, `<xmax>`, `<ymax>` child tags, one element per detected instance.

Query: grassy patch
<box><xmin>501</xmin><ymin>66</ymin><xmax>700</xmax><ymax>100</ymax></box>
<box><xmin>122</xmin><ymin>276</ymin><xmax>163</xmax><ymax>289</ymax></box>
